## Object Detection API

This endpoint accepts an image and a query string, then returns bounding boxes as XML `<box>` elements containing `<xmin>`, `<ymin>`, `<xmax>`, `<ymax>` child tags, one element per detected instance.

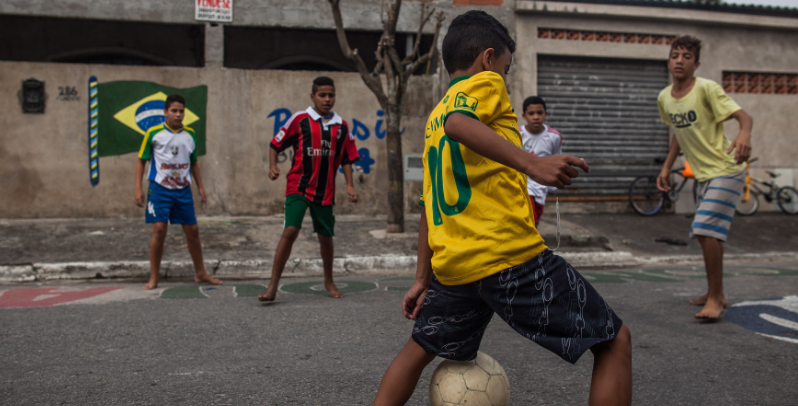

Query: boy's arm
<box><xmin>135</xmin><ymin>159</ymin><xmax>147</xmax><ymax>207</ymax></box>
<box><xmin>342</xmin><ymin>164</ymin><xmax>358</xmax><ymax>202</ymax></box>
<box><xmin>656</xmin><ymin>136</ymin><xmax>682</xmax><ymax>192</ymax></box>
<box><xmin>444</xmin><ymin>113</ymin><xmax>589</xmax><ymax>188</ymax></box>
<box><xmin>403</xmin><ymin>210</ymin><xmax>434</xmax><ymax>320</ymax></box>
<box><xmin>190</xmin><ymin>162</ymin><xmax>207</xmax><ymax>203</ymax></box>
<box><xmin>268</xmin><ymin>148</ymin><xmax>280</xmax><ymax>180</ymax></box>
<box><xmin>727</xmin><ymin>109</ymin><xmax>753</xmax><ymax>164</ymax></box>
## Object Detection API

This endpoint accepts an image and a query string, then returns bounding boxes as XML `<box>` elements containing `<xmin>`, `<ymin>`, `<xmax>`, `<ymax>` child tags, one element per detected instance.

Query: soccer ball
<box><xmin>429</xmin><ymin>352</ymin><xmax>510</xmax><ymax>406</ymax></box>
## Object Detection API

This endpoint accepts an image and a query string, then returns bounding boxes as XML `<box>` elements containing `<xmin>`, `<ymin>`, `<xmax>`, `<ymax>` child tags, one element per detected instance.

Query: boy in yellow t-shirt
<box><xmin>656</xmin><ymin>36</ymin><xmax>753</xmax><ymax>321</ymax></box>
<box><xmin>371</xmin><ymin>11</ymin><xmax>631</xmax><ymax>406</ymax></box>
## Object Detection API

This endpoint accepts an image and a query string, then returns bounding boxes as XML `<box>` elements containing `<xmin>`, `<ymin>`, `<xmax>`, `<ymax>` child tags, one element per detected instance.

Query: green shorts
<box><xmin>284</xmin><ymin>194</ymin><xmax>335</xmax><ymax>237</ymax></box>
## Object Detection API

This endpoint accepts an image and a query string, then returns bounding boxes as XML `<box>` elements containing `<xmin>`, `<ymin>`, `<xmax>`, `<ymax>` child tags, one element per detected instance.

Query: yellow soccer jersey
<box><xmin>420</xmin><ymin>71</ymin><xmax>547</xmax><ymax>285</ymax></box>
<box><xmin>658</xmin><ymin>77</ymin><xmax>744</xmax><ymax>182</ymax></box>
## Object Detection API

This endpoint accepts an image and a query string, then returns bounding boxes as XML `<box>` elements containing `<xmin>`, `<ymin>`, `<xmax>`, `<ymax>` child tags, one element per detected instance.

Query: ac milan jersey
<box><xmin>138</xmin><ymin>124</ymin><xmax>198</xmax><ymax>190</ymax></box>
<box><xmin>270</xmin><ymin>107</ymin><xmax>359</xmax><ymax>206</ymax></box>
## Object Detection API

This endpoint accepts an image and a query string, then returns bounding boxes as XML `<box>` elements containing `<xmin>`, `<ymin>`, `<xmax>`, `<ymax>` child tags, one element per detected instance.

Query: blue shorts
<box><xmin>412</xmin><ymin>250</ymin><xmax>623</xmax><ymax>364</ymax></box>
<box><xmin>691</xmin><ymin>170</ymin><xmax>745</xmax><ymax>242</ymax></box>
<box><xmin>145</xmin><ymin>183</ymin><xmax>197</xmax><ymax>225</ymax></box>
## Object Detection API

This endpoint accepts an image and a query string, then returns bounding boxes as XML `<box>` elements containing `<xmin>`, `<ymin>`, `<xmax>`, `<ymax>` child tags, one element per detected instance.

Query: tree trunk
<box><xmin>384</xmin><ymin>103</ymin><xmax>404</xmax><ymax>233</ymax></box>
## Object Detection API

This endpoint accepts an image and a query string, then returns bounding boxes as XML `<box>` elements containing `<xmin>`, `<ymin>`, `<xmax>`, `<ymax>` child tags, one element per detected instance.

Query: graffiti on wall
<box><xmin>267</xmin><ymin>108</ymin><xmax>403</xmax><ymax>175</ymax></box>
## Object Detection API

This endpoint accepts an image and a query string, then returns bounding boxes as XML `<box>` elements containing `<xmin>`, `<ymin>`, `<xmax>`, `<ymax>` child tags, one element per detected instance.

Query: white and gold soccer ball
<box><xmin>429</xmin><ymin>351</ymin><xmax>510</xmax><ymax>406</ymax></box>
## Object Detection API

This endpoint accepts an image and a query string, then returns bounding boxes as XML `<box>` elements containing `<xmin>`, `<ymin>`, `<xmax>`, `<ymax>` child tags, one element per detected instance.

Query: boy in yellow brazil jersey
<box><xmin>371</xmin><ymin>11</ymin><xmax>632</xmax><ymax>406</ymax></box>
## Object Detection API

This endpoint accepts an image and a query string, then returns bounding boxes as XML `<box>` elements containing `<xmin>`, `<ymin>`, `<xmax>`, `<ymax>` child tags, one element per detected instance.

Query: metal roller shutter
<box><xmin>537</xmin><ymin>55</ymin><xmax>669</xmax><ymax>197</ymax></box>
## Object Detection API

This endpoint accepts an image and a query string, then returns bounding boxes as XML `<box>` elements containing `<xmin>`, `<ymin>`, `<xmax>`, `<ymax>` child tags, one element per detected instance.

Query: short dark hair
<box><xmin>670</xmin><ymin>35</ymin><xmax>702</xmax><ymax>63</ymax></box>
<box><xmin>442</xmin><ymin>10</ymin><xmax>516</xmax><ymax>75</ymax></box>
<box><xmin>164</xmin><ymin>94</ymin><xmax>185</xmax><ymax>110</ymax></box>
<box><xmin>523</xmin><ymin>96</ymin><xmax>546</xmax><ymax>113</ymax></box>
<box><xmin>312</xmin><ymin>76</ymin><xmax>335</xmax><ymax>94</ymax></box>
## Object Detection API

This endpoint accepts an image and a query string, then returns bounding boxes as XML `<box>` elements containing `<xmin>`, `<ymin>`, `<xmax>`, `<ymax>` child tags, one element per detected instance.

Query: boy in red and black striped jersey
<box><xmin>258</xmin><ymin>77</ymin><xmax>359</xmax><ymax>301</ymax></box>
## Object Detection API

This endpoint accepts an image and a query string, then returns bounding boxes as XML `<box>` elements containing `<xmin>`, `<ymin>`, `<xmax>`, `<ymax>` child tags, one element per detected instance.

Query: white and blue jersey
<box><xmin>138</xmin><ymin>123</ymin><xmax>199</xmax><ymax>225</ymax></box>
<box><xmin>138</xmin><ymin>124</ymin><xmax>198</xmax><ymax>190</ymax></box>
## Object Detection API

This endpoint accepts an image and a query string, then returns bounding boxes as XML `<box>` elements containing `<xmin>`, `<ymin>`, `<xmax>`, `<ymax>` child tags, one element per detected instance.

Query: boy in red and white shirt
<box><xmin>520</xmin><ymin>96</ymin><xmax>562</xmax><ymax>227</ymax></box>
<box><xmin>258</xmin><ymin>76</ymin><xmax>359</xmax><ymax>302</ymax></box>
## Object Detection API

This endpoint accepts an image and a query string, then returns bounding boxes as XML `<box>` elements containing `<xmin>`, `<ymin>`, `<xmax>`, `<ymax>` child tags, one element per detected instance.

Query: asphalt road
<box><xmin>1</xmin><ymin>261</ymin><xmax>797</xmax><ymax>405</ymax></box>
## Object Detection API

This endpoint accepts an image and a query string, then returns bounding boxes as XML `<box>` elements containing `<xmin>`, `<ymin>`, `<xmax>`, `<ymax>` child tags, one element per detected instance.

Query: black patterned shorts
<box><xmin>411</xmin><ymin>250</ymin><xmax>623</xmax><ymax>364</ymax></box>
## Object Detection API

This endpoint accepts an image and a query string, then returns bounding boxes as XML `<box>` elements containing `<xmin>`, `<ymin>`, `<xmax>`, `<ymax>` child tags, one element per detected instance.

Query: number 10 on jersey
<box><xmin>427</xmin><ymin>135</ymin><xmax>472</xmax><ymax>226</ymax></box>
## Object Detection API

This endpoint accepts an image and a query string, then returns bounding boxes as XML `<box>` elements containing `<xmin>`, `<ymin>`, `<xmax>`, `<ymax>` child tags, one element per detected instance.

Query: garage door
<box><xmin>537</xmin><ymin>55</ymin><xmax>670</xmax><ymax>197</ymax></box>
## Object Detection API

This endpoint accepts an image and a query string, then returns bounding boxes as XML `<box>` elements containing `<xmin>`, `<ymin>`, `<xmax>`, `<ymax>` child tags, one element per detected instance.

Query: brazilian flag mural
<box><xmin>87</xmin><ymin>77</ymin><xmax>208</xmax><ymax>186</ymax></box>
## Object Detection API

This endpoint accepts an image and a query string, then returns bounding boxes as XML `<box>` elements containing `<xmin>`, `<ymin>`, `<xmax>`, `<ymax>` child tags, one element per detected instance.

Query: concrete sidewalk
<box><xmin>1</xmin><ymin>212</ymin><xmax>797</xmax><ymax>282</ymax></box>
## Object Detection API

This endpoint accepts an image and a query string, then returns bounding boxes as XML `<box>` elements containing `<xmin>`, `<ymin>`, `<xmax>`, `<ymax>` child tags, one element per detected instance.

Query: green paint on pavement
<box><xmin>582</xmin><ymin>273</ymin><xmax>632</xmax><ymax>284</ymax></box>
<box><xmin>280</xmin><ymin>281</ymin><xmax>377</xmax><ymax>295</ymax></box>
<box><xmin>381</xmin><ymin>277</ymin><xmax>415</xmax><ymax>281</ymax></box>
<box><xmin>232</xmin><ymin>284</ymin><xmax>268</xmax><ymax>297</ymax></box>
<box><xmin>160</xmin><ymin>286</ymin><xmax>207</xmax><ymax>299</ymax></box>
<box><xmin>387</xmin><ymin>286</ymin><xmax>411</xmax><ymax>291</ymax></box>
<box><xmin>643</xmin><ymin>268</ymin><xmax>707</xmax><ymax>279</ymax></box>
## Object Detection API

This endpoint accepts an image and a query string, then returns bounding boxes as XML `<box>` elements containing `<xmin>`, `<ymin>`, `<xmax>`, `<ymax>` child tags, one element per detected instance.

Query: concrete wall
<box><xmin>0</xmin><ymin>61</ymin><xmax>432</xmax><ymax>218</ymax></box>
<box><xmin>0</xmin><ymin>0</ymin><xmax>515</xmax><ymax>32</ymax></box>
<box><xmin>514</xmin><ymin>3</ymin><xmax>798</xmax><ymax>213</ymax></box>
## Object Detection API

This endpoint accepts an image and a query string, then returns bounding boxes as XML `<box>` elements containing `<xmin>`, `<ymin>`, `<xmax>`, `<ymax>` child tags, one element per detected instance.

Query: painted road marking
<box><xmin>159</xmin><ymin>286</ymin><xmax>209</xmax><ymax>299</ymax></box>
<box><xmin>232</xmin><ymin>284</ymin><xmax>267</xmax><ymax>298</ymax></box>
<box><xmin>280</xmin><ymin>281</ymin><xmax>377</xmax><ymax>295</ymax></box>
<box><xmin>0</xmin><ymin>287</ymin><xmax>124</xmax><ymax>309</ymax></box>
<box><xmin>760</xmin><ymin>313</ymin><xmax>798</xmax><ymax>332</ymax></box>
<box><xmin>725</xmin><ymin>296</ymin><xmax>798</xmax><ymax>345</ymax></box>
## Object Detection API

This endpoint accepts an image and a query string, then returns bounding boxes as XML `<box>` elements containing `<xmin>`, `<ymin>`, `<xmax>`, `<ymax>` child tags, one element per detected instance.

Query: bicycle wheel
<box><xmin>736</xmin><ymin>191</ymin><xmax>759</xmax><ymax>216</ymax></box>
<box><xmin>777</xmin><ymin>186</ymin><xmax>798</xmax><ymax>214</ymax></box>
<box><xmin>630</xmin><ymin>176</ymin><xmax>664</xmax><ymax>216</ymax></box>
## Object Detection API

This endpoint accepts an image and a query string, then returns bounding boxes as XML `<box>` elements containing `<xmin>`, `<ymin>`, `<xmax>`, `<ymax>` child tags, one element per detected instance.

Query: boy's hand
<box><xmin>346</xmin><ymin>186</ymin><xmax>358</xmax><ymax>202</ymax></box>
<box><xmin>134</xmin><ymin>188</ymin><xmax>145</xmax><ymax>207</ymax></box>
<box><xmin>728</xmin><ymin>130</ymin><xmax>752</xmax><ymax>164</ymax></box>
<box><xmin>198</xmin><ymin>187</ymin><xmax>208</xmax><ymax>204</ymax></box>
<box><xmin>526</xmin><ymin>155</ymin><xmax>589</xmax><ymax>189</ymax></box>
<box><xmin>268</xmin><ymin>166</ymin><xmax>280</xmax><ymax>180</ymax></box>
<box><xmin>402</xmin><ymin>282</ymin><xmax>429</xmax><ymax>320</ymax></box>
<box><xmin>656</xmin><ymin>168</ymin><xmax>672</xmax><ymax>192</ymax></box>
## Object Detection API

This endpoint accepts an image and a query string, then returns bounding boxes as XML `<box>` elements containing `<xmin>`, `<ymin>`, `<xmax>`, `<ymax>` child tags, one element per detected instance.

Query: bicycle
<box><xmin>736</xmin><ymin>158</ymin><xmax>798</xmax><ymax>215</ymax></box>
<box><xmin>629</xmin><ymin>158</ymin><xmax>697</xmax><ymax>216</ymax></box>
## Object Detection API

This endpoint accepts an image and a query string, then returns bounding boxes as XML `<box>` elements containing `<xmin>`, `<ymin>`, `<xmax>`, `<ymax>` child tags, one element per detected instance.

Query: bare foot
<box><xmin>143</xmin><ymin>278</ymin><xmax>159</xmax><ymax>290</ymax></box>
<box><xmin>257</xmin><ymin>288</ymin><xmax>277</xmax><ymax>302</ymax></box>
<box><xmin>325</xmin><ymin>281</ymin><xmax>344</xmax><ymax>298</ymax></box>
<box><xmin>690</xmin><ymin>293</ymin><xmax>727</xmax><ymax>308</ymax></box>
<box><xmin>695</xmin><ymin>298</ymin><xmax>725</xmax><ymax>320</ymax></box>
<box><xmin>195</xmin><ymin>273</ymin><xmax>222</xmax><ymax>285</ymax></box>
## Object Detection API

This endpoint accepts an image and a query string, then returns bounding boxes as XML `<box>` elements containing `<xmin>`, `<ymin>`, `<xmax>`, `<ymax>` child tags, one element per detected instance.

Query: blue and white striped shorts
<box><xmin>691</xmin><ymin>170</ymin><xmax>745</xmax><ymax>241</ymax></box>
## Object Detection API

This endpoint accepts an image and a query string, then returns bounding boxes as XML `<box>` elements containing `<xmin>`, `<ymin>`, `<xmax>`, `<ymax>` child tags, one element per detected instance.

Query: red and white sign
<box><xmin>195</xmin><ymin>0</ymin><xmax>233</xmax><ymax>23</ymax></box>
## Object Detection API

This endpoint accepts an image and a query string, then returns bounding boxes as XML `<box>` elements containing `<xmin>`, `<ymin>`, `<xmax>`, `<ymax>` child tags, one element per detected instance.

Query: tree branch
<box><xmin>405</xmin><ymin>11</ymin><xmax>445</xmax><ymax>76</ymax></box>
<box><xmin>402</xmin><ymin>4</ymin><xmax>434</xmax><ymax>65</ymax></box>
<box><xmin>328</xmin><ymin>0</ymin><xmax>387</xmax><ymax>106</ymax></box>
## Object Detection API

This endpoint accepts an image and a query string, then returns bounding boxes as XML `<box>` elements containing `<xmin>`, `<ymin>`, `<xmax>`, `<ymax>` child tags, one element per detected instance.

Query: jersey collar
<box><xmin>448</xmin><ymin>75</ymin><xmax>470</xmax><ymax>88</ymax></box>
<box><xmin>306</xmin><ymin>106</ymin><xmax>343</xmax><ymax>126</ymax></box>
<box><xmin>163</xmin><ymin>123</ymin><xmax>183</xmax><ymax>133</ymax></box>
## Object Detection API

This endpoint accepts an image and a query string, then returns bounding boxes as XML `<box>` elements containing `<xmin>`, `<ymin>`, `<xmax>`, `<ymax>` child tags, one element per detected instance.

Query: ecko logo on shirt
<box><xmin>669</xmin><ymin>110</ymin><xmax>698</xmax><ymax>128</ymax></box>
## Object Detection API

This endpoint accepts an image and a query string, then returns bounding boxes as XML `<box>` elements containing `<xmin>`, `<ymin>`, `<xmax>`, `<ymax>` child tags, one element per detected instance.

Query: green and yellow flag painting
<box><xmin>87</xmin><ymin>77</ymin><xmax>207</xmax><ymax>186</ymax></box>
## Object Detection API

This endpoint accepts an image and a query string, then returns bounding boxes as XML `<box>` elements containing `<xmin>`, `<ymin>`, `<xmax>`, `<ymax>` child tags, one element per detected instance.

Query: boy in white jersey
<box><xmin>656</xmin><ymin>36</ymin><xmax>753</xmax><ymax>320</ymax></box>
<box><xmin>134</xmin><ymin>94</ymin><xmax>222</xmax><ymax>290</ymax></box>
<box><xmin>520</xmin><ymin>96</ymin><xmax>562</xmax><ymax>226</ymax></box>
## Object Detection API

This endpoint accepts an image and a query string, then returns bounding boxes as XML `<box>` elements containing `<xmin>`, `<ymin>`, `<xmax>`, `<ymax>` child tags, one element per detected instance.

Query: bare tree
<box><xmin>329</xmin><ymin>0</ymin><xmax>444</xmax><ymax>233</ymax></box>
